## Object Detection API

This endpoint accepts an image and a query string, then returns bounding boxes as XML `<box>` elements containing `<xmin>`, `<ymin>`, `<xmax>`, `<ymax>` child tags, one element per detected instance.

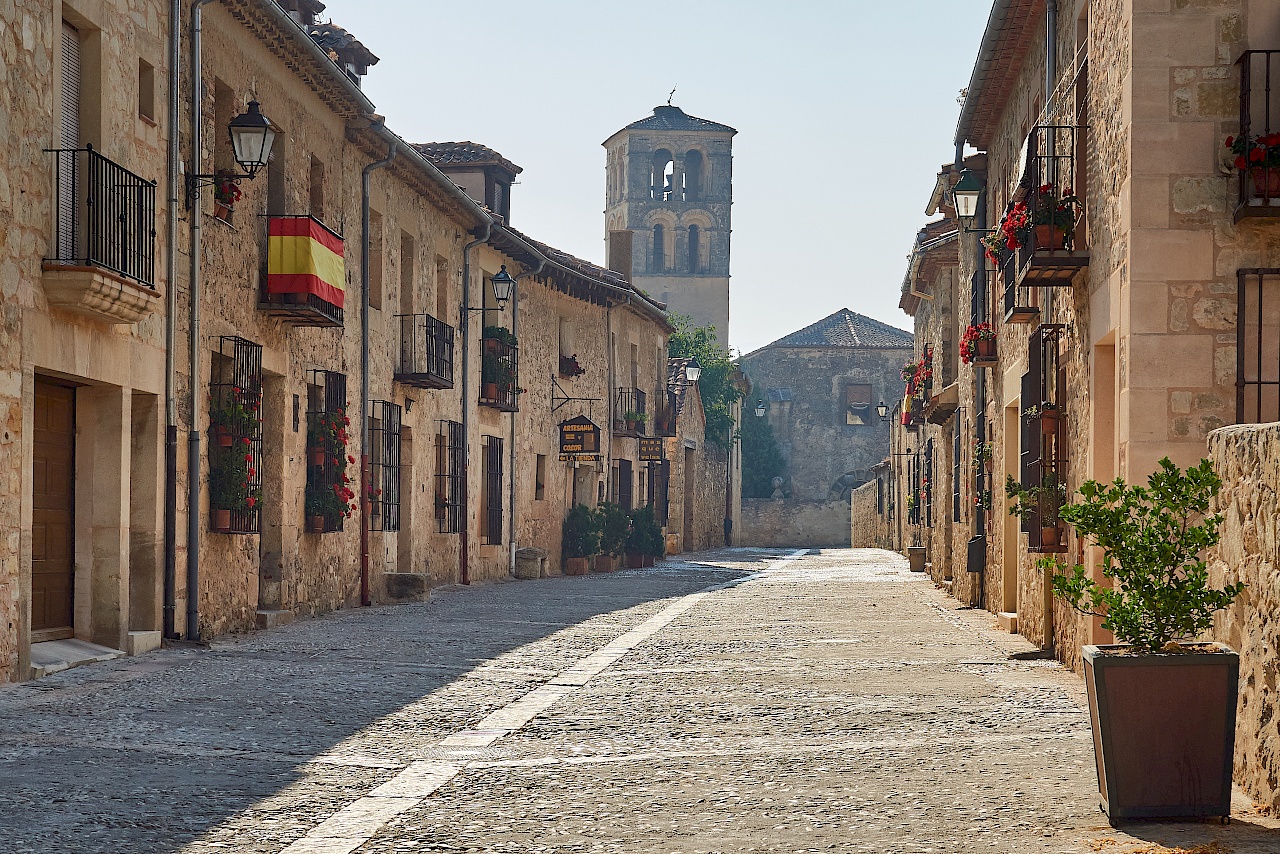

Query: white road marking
<box><xmin>278</xmin><ymin>549</ymin><xmax>808</xmax><ymax>853</ymax></box>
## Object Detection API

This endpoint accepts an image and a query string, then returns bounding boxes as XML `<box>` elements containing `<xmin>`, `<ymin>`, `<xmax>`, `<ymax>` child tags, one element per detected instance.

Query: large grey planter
<box><xmin>907</xmin><ymin>546</ymin><xmax>926</xmax><ymax>572</ymax></box>
<box><xmin>1083</xmin><ymin>642</ymin><xmax>1238</xmax><ymax>824</ymax></box>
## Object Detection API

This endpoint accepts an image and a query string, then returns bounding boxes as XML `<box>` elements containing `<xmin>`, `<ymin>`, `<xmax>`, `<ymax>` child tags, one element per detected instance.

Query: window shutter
<box><xmin>60</xmin><ymin>23</ymin><xmax>81</xmax><ymax>149</ymax></box>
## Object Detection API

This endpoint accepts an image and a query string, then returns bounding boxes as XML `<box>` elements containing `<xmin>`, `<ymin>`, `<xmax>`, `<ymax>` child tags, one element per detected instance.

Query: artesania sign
<box><xmin>638</xmin><ymin>437</ymin><xmax>665</xmax><ymax>462</ymax></box>
<box><xmin>559</xmin><ymin>416</ymin><xmax>600</xmax><ymax>456</ymax></box>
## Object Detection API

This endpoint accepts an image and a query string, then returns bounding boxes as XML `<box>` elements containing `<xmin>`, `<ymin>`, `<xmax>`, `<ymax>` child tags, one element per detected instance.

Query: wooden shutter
<box><xmin>60</xmin><ymin>23</ymin><xmax>81</xmax><ymax>149</ymax></box>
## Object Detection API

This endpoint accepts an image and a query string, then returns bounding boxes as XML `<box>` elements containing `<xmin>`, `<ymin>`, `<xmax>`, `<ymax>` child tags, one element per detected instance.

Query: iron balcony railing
<box><xmin>1237</xmin><ymin>51</ymin><xmax>1280</xmax><ymax>218</ymax></box>
<box><xmin>46</xmin><ymin>145</ymin><xmax>157</xmax><ymax>287</ymax></box>
<box><xmin>479</xmin><ymin>334</ymin><xmax>519</xmax><ymax>412</ymax></box>
<box><xmin>257</xmin><ymin>215</ymin><xmax>344</xmax><ymax>327</ymax></box>
<box><xmin>615</xmin><ymin>387</ymin><xmax>648</xmax><ymax>435</ymax></box>
<box><xmin>653</xmin><ymin>391</ymin><xmax>677</xmax><ymax>437</ymax></box>
<box><xmin>395</xmin><ymin>312</ymin><xmax>454</xmax><ymax>389</ymax></box>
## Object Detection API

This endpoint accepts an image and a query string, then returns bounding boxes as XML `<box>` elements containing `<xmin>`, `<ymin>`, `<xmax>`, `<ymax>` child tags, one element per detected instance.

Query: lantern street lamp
<box><xmin>876</xmin><ymin>400</ymin><xmax>889</xmax><ymax>421</ymax></box>
<box><xmin>489</xmin><ymin>265</ymin><xmax>516</xmax><ymax>310</ymax></box>
<box><xmin>186</xmin><ymin>100</ymin><xmax>278</xmax><ymax>206</ymax></box>
<box><xmin>951</xmin><ymin>168</ymin><xmax>984</xmax><ymax>230</ymax></box>
<box><xmin>754</xmin><ymin>399</ymin><xmax>766</xmax><ymax>418</ymax></box>
<box><xmin>685</xmin><ymin>358</ymin><xmax>702</xmax><ymax>383</ymax></box>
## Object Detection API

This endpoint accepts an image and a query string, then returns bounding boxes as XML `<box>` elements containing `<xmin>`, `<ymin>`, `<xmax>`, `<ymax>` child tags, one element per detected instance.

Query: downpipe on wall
<box><xmin>509</xmin><ymin>258</ymin><xmax>546</xmax><ymax>573</ymax></box>
<box><xmin>458</xmin><ymin>222</ymin><xmax>493</xmax><ymax>585</ymax></box>
<box><xmin>162</xmin><ymin>0</ymin><xmax>182</xmax><ymax>639</ymax></box>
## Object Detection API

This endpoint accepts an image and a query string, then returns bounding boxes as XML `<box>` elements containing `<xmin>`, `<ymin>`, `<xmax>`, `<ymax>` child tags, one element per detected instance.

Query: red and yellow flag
<box><xmin>267</xmin><ymin>217</ymin><xmax>345</xmax><ymax>307</ymax></box>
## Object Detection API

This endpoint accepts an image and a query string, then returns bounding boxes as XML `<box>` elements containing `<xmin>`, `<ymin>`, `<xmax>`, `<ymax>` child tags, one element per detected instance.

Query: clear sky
<box><xmin>319</xmin><ymin>0</ymin><xmax>991</xmax><ymax>355</ymax></box>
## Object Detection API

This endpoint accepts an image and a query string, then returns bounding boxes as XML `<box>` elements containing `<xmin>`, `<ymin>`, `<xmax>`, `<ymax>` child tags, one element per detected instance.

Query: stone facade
<box><xmin>742</xmin><ymin>498</ymin><xmax>852</xmax><ymax>548</ymax></box>
<box><xmin>849</xmin><ymin>468</ymin><xmax>894</xmax><ymax>550</ymax></box>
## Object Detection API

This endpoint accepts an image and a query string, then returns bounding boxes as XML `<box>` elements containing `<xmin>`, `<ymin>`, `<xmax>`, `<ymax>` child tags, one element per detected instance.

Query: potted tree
<box><xmin>622</xmin><ymin>410</ymin><xmax>648</xmax><ymax>432</ymax></box>
<box><xmin>594</xmin><ymin>502</ymin><xmax>629</xmax><ymax>572</ymax></box>
<box><xmin>561</xmin><ymin>503</ymin><xmax>598</xmax><ymax>575</ymax></box>
<box><xmin>627</xmin><ymin>505</ymin><xmax>664</xmax><ymax>566</ymax></box>
<box><xmin>1047</xmin><ymin>458</ymin><xmax>1245</xmax><ymax>824</ymax></box>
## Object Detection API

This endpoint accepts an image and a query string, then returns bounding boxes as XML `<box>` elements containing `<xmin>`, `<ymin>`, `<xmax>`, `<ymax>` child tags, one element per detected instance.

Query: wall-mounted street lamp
<box><xmin>685</xmin><ymin>358</ymin><xmax>702</xmax><ymax>383</ymax></box>
<box><xmin>489</xmin><ymin>265</ymin><xmax>516</xmax><ymax>311</ymax></box>
<box><xmin>876</xmin><ymin>400</ymin><xmax>889</xmax><ymax>421</ymax></box>
<box><xmin>186</xmin><ymin>100</ymin><xmax>278</xmax><ymax>206</ymax></box>
<box><xmin>754</xmin><ymin>399</ymin><xmax>766</xmax><ymax>418</ymax></box>
<box><xmin>951</xmin><ymin>168</ymin><xmax>982</xmax><ymax>223</ymax></box>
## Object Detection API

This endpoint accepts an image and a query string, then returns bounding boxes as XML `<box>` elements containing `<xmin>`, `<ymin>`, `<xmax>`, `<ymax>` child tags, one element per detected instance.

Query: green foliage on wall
<box><xmin>667</xmin><ymin>313</ymin><xmax>741</xmax><ymax>450</ymax></box>
<box><xmin>740</xmin><ymin>381</ymin><xmax>785</xmax><ymax>499</ymax></box>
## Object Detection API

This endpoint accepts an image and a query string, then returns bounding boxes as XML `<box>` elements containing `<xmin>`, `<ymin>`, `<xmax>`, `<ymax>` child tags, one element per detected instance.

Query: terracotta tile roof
<box><xmin>413</xmin><ymin>142</ymin><xmax>523</xmax><ymax>176</ymax></box>
<box><xmin>622</xmin><ymin>105</ymin><xmax>736</xmax><ymax>135</ymax></box>
<box><xmin>307</xmin><ymin>20</ymin><xmax>379</xmax><ymax>67</ymax></box>
<box><xmin>667</xmin><ymin>358</ymin><xmax>694</xmax><ymax>415</ymax></box>
<box><xmin>751</xmin><ymin>309</ymin><xmax>914</xmax><ymax>352</ymax></box>
<box><xmin>955</xmin><ymin>0</ymin><xmax>1042</xmax><ymax>149</ymax></box>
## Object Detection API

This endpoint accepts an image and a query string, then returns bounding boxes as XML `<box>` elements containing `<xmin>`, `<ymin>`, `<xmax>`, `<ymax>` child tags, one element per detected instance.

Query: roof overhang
<box><xmin>954</xmin><ymin>0</ymin><xmax>1043</xmax><ymax>150</ymax></box>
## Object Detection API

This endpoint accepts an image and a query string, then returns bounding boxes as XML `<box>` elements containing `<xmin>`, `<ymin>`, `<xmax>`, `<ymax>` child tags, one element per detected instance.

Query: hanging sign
<box><xmin>559</xmin><ymin>416</ymin><xmax>600</xmax><ymax>456</ymax></box>
<box><xmin>638</xmin><ymin>437</ymin><xmax>665</xmax><ymax>462</ymax></box>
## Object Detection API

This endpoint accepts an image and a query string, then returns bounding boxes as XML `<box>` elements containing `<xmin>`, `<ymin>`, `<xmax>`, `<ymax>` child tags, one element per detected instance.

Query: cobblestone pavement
<box><xmin>2</xmin><ymin>547</ymin><xmax>1278</xmax><ymax>854</ymax></box>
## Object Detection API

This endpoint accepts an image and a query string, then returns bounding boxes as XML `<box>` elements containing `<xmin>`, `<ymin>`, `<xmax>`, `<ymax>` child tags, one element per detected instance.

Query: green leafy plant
<box><xmin>562</xmin><ymin>503</ymin><xmax>600</xmax><ymax>559</ymax></box>
<box><xmin>482</xmin><ymin>326</ymin><xmax>517</xmax><ymax>346</ymax></box>
<box><xmin>626</xmin><ymin>504</ymin><xmax>665</xmax><ymax>557</ymax></box>
<box><xmin>209</xmin><ymin>439</ymin><xmax>260</xmax><ymax>514</ymax></box>
<box><xmin>594</xmin><ymin>502</ymin><xmax>631</xmax><ymax>559</ymax></box>
<box><xmin>740</xmin><ymin>379</ymin><xmax>786</xmax><ymax>499</ymax></box>
<box><xmin>210</xmin><ymin>385</ymin><xmax>260</xmax><ymax>437</ymax></box>
<box><xmin>1005</xmin><ymin>473</ymin><xmax>1068</xmax><ymax>524</ymax></box>
<box><xmin>481</xmin><ymin>353</ymin><xmax>515</xmax><ymax>388</ymax></box>
<box><xmin>666</xmin><ymin>314</ymin><xmax>742</xmax><ymax>450</ymax></box>
<box><xmin>1047</xmin><ymin>458</ymin><xmax>1245</xmax><ymax>653</ymax></box>
<box><xmin>622</xmin><ymin>409</ymin><xmax>648</xmax><ymax>424</ymax></box>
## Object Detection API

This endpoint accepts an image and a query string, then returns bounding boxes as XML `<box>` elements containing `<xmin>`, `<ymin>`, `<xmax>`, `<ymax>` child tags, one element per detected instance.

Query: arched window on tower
<box><xmin>682</xmin><ymin>150</ymin><xmax>703</xmax><ymax>201</ymax></box>
<box><xmin>652</xmin><ymin>224</ymin><xmax>666</xmax><ymax>271</ymax></box>
<box><xmin>651</xmin><ymin>149</ymin><xmax>674</xmax><ymax>200</ymax></box>
<box><xmin>687</xmin><ymin>225</ymin><xmax>700</xmax><ymax>273</ymax></box>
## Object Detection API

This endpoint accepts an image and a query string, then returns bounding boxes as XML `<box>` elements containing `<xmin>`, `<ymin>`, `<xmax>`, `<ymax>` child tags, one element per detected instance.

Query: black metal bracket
<box><xmin>185</xmin><ymin>171</ymin><xmax>251</xmax><ymax>210</ymax></box>
<box><xmin>551</xmin><ymin>373</ymin><xmax>599</xmax><ymax>414</ymax></box>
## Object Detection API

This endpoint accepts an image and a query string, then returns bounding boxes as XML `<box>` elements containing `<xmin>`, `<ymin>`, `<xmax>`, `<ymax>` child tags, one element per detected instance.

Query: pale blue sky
<box><xmin>320</xmin><ymin>0</ymin><xmax>990</xmax><ymax>354</ymax></box>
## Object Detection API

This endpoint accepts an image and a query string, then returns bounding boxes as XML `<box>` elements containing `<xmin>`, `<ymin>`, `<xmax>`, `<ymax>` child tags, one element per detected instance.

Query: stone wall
<box><xmin>741</xmin><ymin>498</ymin><xmax>851</xmax><ymax>548</ymax></box>
<box><xmin>850</xmin><ymin>479</ymin><xmax>894</xmax><ymax>550</ymax></box>
<box><xmin>1207</xmin><ymin>423</ymin><xmax>1280</xmax><ymax>810</ymax></box>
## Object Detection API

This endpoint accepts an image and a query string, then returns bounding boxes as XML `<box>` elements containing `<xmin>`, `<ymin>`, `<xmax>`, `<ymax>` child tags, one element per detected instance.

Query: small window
<box><xmin>687</xmin><ymin>225</ymin><xmax>700</xmax><ymax>273</ymax></box>
<box><xmin>652</xmin><ymin>224</ymin><xmax>665</xmax><ymax>271</ymax></box>
<box><xmin>535</xmin><ymin>454</ymin><xmax>547</xmax><ymax>501</ymax></box>
<box><xmin>137</xmin><ymin>59</ymin><xmax>155</xmax><ymax>122</ymax></box>
<box><xmin>844</xmin><ymin>383</ymin><xmax>872</xmax><ymax>425</ymax></box>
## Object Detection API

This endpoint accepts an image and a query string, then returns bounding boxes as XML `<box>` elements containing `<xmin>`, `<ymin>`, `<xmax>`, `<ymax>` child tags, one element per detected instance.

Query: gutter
<box><xmin>360</xmin><ymin>133</ymin><xmax>396</xmax><ymax>607</ymax></box>
<box><xmin>458</xmin><ymin>222</ymin><xmax>493</xmax><ymax>585</ymax></box>
<box><xmin>509</xmin><ymin>255</ymin><xmax>546</xmax><ymax>574</ymax></box>
<box><xmin>253</xmin><ymin>0</ymin><xmax>375</xmax><ymax>115</ymax></box>
<box><xmin>162</xmin><ymin>0</ymin><xmax>181</xmax><ymax>639</ymax></box>
<box><xmin>954</xmin><ymin>0</ymin><xmax>1017</xmax><ymax>148</ymax></box>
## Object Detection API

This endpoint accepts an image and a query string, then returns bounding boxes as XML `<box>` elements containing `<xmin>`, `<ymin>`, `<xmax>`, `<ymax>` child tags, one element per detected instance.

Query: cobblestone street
<box><xmin>2</xmin><ymin>548</ymin><xmax>1278</xmax><ymax>853</ymax></box>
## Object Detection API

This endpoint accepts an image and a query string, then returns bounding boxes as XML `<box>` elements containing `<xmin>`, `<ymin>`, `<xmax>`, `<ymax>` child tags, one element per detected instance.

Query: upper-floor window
<box><xmin>687</xmin><ymin>225</ymin><xmax>701</xmax><ymax>273</ymax></box>
<box><xmin>844</xmin><ymin>383</ymin><xmax>871</xmax><ymax>425</ymax></box>
<box><xmin>652</xmin><ymin>224</ymin><xmax>666</xmax><ymax>271</ymax></box>
<box><xmin>651</xmin><ymin>149</ymin><xmax>674</xmax><ymax>201</ymax></box>
<box><xmin>682</xmin><ymin>150</ymin><xmax>703</xmax><ymax>201</ymax></box>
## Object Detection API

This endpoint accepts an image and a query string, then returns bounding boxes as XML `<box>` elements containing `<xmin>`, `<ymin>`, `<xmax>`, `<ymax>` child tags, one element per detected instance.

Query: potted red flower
<box><xmin>960</xmin><ymin>323</ymin><xmax>997</xmax><ymax>364</ymax></box>
<box><xmin>1226</xmin><ymin>133</ymin><xmax>1280</xmax><ymax>198</ymax></box>
<box><xmin>212</xmin><ymin>172</ymin><xmax>242</xmax><ymax>222</ymax></box>
<box><xmin>1031</xmin><ymin>183</ymin><xmax>1080</xmax><ymax>251</ymax></box>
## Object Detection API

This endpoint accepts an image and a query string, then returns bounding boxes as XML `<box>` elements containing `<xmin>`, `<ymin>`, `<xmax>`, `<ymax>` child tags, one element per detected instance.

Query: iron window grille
<box><xmin>305</xmin><ymin>369</ymin><xmax>349</xmax><ymax>534</ymax></box>
<box><xmin>257</xmin><ymin>215</ymin><xmax>344</xmax><ymax>328</ymax></box>
<box><xmin>1238</xmin><ymin>268</ymin><xmax>1280</xmax><ymax>423</ymax></box>
<box><xmin>908</xmin><ymin>453</ymin><xmax>921</xmax><ymax>527</ymax></box>
<box><xmin>953</xmin><ymin>422</ymin><xmax>962</xmax><ymax>523</ymax></box>
<box><xmin>435</xmin><ymin>420</ymin><xmax>463</xmax><ymax>534</ymax></box>
<box><xmin>209</xmin><ymin>336</ymin><xmax>263</xmax><ymax>534</ymax></box>
<box><xmin>46</xmin><ymin>145</ymin><xmax>157</xmax><ymax>287</ymax></box>
<box><xmin>1235</xmin><ymin>52</ymin><xmax>1280</xmax><ymax>220</ymax></box>
<box><xmin>394</xmin><ymin>312</ymin><xmax>454</xmax><ymax>389</ymax></box>
<box><xmin>970</xmin><ymin>268</ymin><xmax>999</xmax><ymax>367</ymax></box>
<box><xmin>924</xmin><ymin>439</ymin><xmax>934</xmax><ymax>528</ymax></box>
<box><xmin>483</xmin><ymin>435</ymin><xmax>504</xmax><ymax>545</ymax></box>
<box><xmin>1019</xmin><ymin>324</ymin><xmax>1068</xmax><ymax>553</ymax></box>
<box><xmin>480</xmin><ymin>333</ymin><xmax>519</xmax><ymax>412</ymax></box>
<box><xmin>369</xmin><ymin>400</ymin><xmax>401</xmax><ymax>533</ymax></box>
<box><xmin>615</xmin><ymin>387</ymin><xmax>648</xmax><ymax>435</ymax></box>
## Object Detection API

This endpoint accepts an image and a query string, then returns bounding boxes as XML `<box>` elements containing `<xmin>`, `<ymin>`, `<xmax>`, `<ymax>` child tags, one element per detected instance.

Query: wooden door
<box><xmin>33</xmin><ymin>379</ymin><xmax>75</xmax><ymax>638</ymax></box>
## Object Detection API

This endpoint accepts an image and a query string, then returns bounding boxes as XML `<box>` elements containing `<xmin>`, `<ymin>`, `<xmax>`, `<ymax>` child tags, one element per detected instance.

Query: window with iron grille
<box><xmin>304</xmin><ymin>370</ymin><xmax>350</xmax><ymax>534</ymax></box>
<box><xmin>1237</xmin><ymin>269</ymin><xmax>1280</xmax><ymax>422</ymax></box>
<box><xmin>209</xmin><ymin>336</ymin><xmax>263</xmax><ymax>534</ymax></box>
<box><xmin>435</xmin><ymin>420</ymin><xmax>462</xmax><ymax>534</ymax></box>
<box><xmin>617</xmin><ymin>459</ymin><xmax>633</xmax><ymax>510</ymax></box>
<box><xmin>953</xmin><ymin>422</ymin><xmax>962</xmax><ymax>523</ymax></box>
<box><xmin>369</xmin><ymin>400</ymin><xmax>401</xmax><ymax>533</ymax></box>
<box><xmin>924</xmin><ymin>440</ymin><xmax>934</xmax><ymax>528</ymax></box>
<box><xmin>483</xmin><ymin>435</ymin><xmax>504</xmax><ymax>545</ymax></box>
<box><xmin>908</xmin><ymin>456</ymin><xmax>921</xmax><ymax>526</ymax></box>
<box><xmin>1019</xmin><ymin>325</ymin><xmax>1067</xmax><ymax>552</ymax></box>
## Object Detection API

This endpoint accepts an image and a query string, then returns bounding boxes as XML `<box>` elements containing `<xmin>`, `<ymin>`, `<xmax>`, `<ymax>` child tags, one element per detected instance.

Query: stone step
<box><xmin>255</xmin><ymin>609</ymin><xmax>295</xmax><ymax>630</ymax></box>
<box><xmin>30</xmin><ymin>638</ymin><xmax>124</xmax><ymax>679</ymax></box>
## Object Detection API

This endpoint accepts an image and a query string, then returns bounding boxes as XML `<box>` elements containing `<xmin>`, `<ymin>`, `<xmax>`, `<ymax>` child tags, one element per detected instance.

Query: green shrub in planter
<box><xmin>595</xmin><ymin>502</ymin><xmax>630</xmax><ymax>559</ymax></box>
<box><xmin>562</xmin><ymin>504</ymin><xmax>599</xmax><ymax>559</ymax></box>
<box><xmin>627</xmin><ymin>504</ymin><xmax>665</xmax><ymax>558</ymax></box>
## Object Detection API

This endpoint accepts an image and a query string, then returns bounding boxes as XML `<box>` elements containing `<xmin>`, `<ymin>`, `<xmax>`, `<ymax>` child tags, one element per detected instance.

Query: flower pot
<box><xmin>1040</xmin><ymin>525</ymin><xmax>1062</xmax><ymax>547</ymax></box>
<box><xmin>626</xmin><ymin>552</ymin><xmax>644</xmax><ymax>569</ymax></box>
<box><xmin>1040</xmin><ymin>411</ymin><xmax>1059</xmax><ymax>435</ymax></box>
<box><xmin>213</xmin><ymin>201</ymin><xmax>233</xmax><ymax>222</ymax></box>
<box><xmin>625</xmin><ymin>420</ymin><xmax>638</xmax><ymax>432</ymax></box>
<box><xmin>213</xmin><ymin>426</ymin><xmax>234</xmax><ymax>449</ymax></box>
<box><xmin>975</xmin><ymin>338</ymin><xmax>996</xmax><ymax>359</ymax></box>
<box><xmin>306</xmin><ymin>515</ymin><xmax>325</xmax><ymax>534</ymax></box>
<box><xmin>1250</xmin><ymin>167</ymin><xmax>1280</xmax><ymax>198</ymax></box>
<box><xmin>1083</xmin><ymin>643</ymin><xmax>1238</xmax><ymax>823</ymax></box>
<box><xmin>211</xmin><ymin>508</ymin><xmax>232</xmax><ymax>532</ymax></box>
<box><xmin>308</xmin><ymin>447</ymin><xmax>326</xmax><ymax>467</ymax></box>
<box><xmin>643</xmin><ymin>554</ymin><xmax>656</xmax><ymax>567</ymax></box>
<box><xmin>482</xmin><ymin>337</ymin><xmax>501</xmax><ymax>355</ymax></box>
<box><xmin>907</xmin><ymin>546</ymin><xmax>926</xmax><ymax>572</ymax></box>
<box><xmin>564</xmin><ymin>557</ymin><xmax>590</xmax><ymax>576</ymax></box>
<box><xmin>482</xmin><ymin>382</ymin><xmax>499</xmax><ymax>401</ymax></box>
<box><xmin>1034</xmin><ymin>224</ymin><xmax>1066</xmax><ymax>251</ymax></box>
<box><xmin>593</xmin><ymin>554</ymin><xmax>615</xmax><ymax>573</ymax></box>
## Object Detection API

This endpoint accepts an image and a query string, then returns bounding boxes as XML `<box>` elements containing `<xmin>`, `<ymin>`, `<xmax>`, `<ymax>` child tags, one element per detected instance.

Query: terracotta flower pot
<box><xmin>1034</xmin><ymin>224</ymin><xmax>1066</xmax><ymax>250</ymax></box>
<box><xmin>213</xmin><ymin>201</ymin><xmax>233</xmax><ymax>222</ymax></box>
<box><xmin>1040</xmin><ymin>411</ymin><xmax>1059</xmax><ymax>435</ymax></box>
<box><xmin>564</xmin><ymin>557</ymin><xmax>590</xmax><ymax>576</ymax></box>
<box><xmin>212</xmin><ymin>426</ymin><xmax>234</xmax><ymax>448</ymax></box>
<box><xmin>907</xmin><ymin>546</ymin><xmax>926</xmax><ymax>572</ymax></box>
<box><xmin>308</xmin><ymin>447</ymin><xmax>325</xmax><ymax>466</ymax></box>
<box><xmin>1083</xmin><ymin>643</ymin><xmax>1238</xmax><ymax>823</ymax></box>
<box><xmin>643</xmin><ymin>554</ymin><xmax>656</xmax><ymax>567</ymax></box>
<box><xmin>1251</xmin><ymin>167</ymin><xmax>1280</xmax><ymax>198</ymax></box>
<box><xmin>1040</xmin><ymin>525</ymin><xmax>1062</xmax><ymax>547</ymax></box>
<box><xmin>211</xmin><ymin>508</ymin><xmax>232</xmax><ymax>532</ymax></box>
<box><xmin>482</xmin><ymin>382</ymin><xmax>499</xmax><ymax>401</ymax></box>
<box><xmin>306</xmin><ymin>515</ymin><xmax>325</xmax><ymax>533</ymax></box>
<box><xmin>593</xmin><ymin>554</ymin><xmax>615</xmax><ymax>573</ymax></box>
<box><xmin>975</xmin><ymin>338</ymin><xmax>996</xmax><ymax>359</ymax></box>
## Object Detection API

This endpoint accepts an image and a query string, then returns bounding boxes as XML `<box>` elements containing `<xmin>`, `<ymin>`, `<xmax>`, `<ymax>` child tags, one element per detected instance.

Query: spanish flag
<box><xmin>267</xmin><ymin>217</ymin><xmax>345</xmax><ymax>307</ymax></box>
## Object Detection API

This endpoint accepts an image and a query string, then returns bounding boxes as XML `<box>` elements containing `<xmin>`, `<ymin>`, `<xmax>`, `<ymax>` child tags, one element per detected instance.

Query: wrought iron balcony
<box><xmin>43</xmin><ymin>146</ymin><xmax>159</xmax><ymax>323</ymax></box>
<box><xmin>479</xmin><ymin>334</ymin><xmax>519</xmax><ymax>412</ymax></box>
<box><xmin>394</xmin><ymin>312</ymin><xmax>454</xmax><ymax>389</ymax></box>
<box><xmin>652</xmin><ymin>392</ymin><xmax>677</xmax><ymax>437</ymax></box>
<box><xmin>257</xmin><ymin>215</ymin><xmax>344</xmax><ymax>328</ymax></box>
<box><xmin>615</xmin><ymin>387</ymin><xmax>648</xmax><ymax>435</ymax></box>
<box><xmin>1009</xmin><ymin>126</ymin><xmax>1089</xmax><ymax>287</ymax></box>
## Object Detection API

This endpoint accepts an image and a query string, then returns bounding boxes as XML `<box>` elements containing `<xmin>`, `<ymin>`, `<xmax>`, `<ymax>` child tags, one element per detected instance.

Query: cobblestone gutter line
<box><xmin>280</xmin><ymin>549</ymin><xmax>809</xmax><ymax>853</ymax></box>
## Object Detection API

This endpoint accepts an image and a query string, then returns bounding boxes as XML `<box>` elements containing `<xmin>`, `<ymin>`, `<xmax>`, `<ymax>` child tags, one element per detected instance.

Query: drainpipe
<box><xmin>1045</xmin><ymin>0</ymin><xmax>1058</xmax><ymax>105</ymax></box>
<box><xmin>361</xmin><ymin>133</ymin><xmax>396</xmax><ymax>607</ymax></box>
<box><xmin>510</xmin><ymin>257</ymin><xmax>546</xmax><ymax>573</ymax></box>
<box><xmin>459</xmin><ymin>222</ymin><xmax>493</xmax><ymax>585</ymax></box>
<box><xmin>162</xmin><ymin>0</ymin><xmax>182</xmax><ymax>639</ymax></box>
<box><xmin>185</xmin><ymin>0</ymin><xmax>216</xmax><ymax>641</ymax></box>
<box><xmin>606</xmin><ymin>303</ymin><xmax>615</xmax><ymax>503</ymax></box>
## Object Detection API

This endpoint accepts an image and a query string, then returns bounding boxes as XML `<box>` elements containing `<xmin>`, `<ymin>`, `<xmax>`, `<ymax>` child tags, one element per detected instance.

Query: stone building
<box><xmin>738</xmin><ymin>309</ymin><xmax>912</xmax><ymax>547</ymax></box>
<box><xmin>0</xmin><ymin>0</ymin><xmax>683</xmax><ymax>682</ymax></box>
<box><xmin>847</xmin><ymin>0</ymin><xmax>1280</xmax><ymax>811</ymax></box>
<box><xmin>603</xmin><ymin>105</ymin><xmax>735</xmax><ymax>340</ymax></box>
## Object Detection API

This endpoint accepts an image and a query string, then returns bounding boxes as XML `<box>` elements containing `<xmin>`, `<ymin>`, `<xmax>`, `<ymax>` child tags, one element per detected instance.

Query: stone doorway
<box><xmin>32</xmin><ymin>378</ymin><xmax>76</xmax><ymax>641</ymax></box>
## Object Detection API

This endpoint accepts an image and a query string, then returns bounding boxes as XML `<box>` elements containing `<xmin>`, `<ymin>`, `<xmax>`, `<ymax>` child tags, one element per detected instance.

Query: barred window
<box><xmin>844</xmin><ymin>383</ymin><xmax>872</xmax><ymax>425</ymax></box>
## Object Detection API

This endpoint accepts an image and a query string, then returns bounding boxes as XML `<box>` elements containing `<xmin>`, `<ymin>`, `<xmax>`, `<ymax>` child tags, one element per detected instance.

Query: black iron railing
<box><xmin>1236</xmin><ymin>51</ymin><xmax>1280</xmax><ymax>218</ymax></box>
<box><xmin>258</xmin><ymin>215</ymin><xmax>344</xmax><ymax>327</ymax></box>
<box><xmin>435</xmin><ymin>420</ymin><xmax>463</xmax><ymax>534</ymax></box>
<box><xmin>395</xmin><ymin>312</ymin><xmax>454</xmax><ymax>389</ymax></box>
<box><xmin>369</xmin><ymin>400</ymin><xmax>402</xmax><ymax>533</ymax></box>
<box><xmin>483</xmin><ymin>436</ymin><xmax>504</xmax><ymax>545</ymax></box>
<box><xmin>1237</xmin><ymin>269</ymin><xmax>1280</xmax><ymax>423</ymax></box>
<box><xmin>653</xmin><ymin>392</ymin><xmax>677</xmax><ymax>437</ymax></box>
<box><xmin>209</xmin><ymin>337</ymin><xmax>263</xmax><ymax>534</ymax></box>
<box><xmin>615</xmin><ymin>387</ymin><xmax>648</xmax><ymax>434</ymax></box>
<box><xmin>1020</xmin><ymin>324</ymin><xmax>1068</xmax><ymax>554</ymax></box>
<box><xmin>304</xmin><ymin>370</ymin><xmax>349</xmax><ymax>534</ymax></box>
<box><xmin>46</xmin><ymin>146</ymin><xmax>157</xmax><ymax>287</ymax></box>
<box><xmin>479</xmin><ymin>335</ymin><xmax>519</xmax><ymax>411</ymax></box>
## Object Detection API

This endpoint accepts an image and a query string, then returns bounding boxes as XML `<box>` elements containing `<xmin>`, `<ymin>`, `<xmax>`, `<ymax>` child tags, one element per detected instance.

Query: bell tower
<box><xmin>603</xmin><ymin>105</ymin><xmax>735</xmax><ymax>341</ymax></box>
